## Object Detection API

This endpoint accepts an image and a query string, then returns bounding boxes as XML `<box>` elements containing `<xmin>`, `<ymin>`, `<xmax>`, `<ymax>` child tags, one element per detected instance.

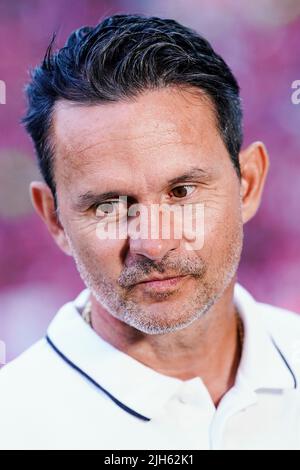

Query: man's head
<box><xmin>24</xmin><ymin>14</ymin><xmax>269</xmax><ymax>334</ymax></box>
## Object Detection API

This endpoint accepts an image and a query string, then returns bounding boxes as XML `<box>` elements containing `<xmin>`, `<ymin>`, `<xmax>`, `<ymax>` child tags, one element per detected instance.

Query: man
<box><xmin>0</xmin><ymin>13</ymin><xmax>299</xmax><ymax>450</ymax></box>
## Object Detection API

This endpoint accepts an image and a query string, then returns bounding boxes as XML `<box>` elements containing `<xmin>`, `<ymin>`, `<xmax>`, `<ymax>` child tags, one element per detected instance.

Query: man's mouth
<box><xmin>134</xmin><ymin>275</ymin><xmax>190</xmax><ymax>292</ymax></box>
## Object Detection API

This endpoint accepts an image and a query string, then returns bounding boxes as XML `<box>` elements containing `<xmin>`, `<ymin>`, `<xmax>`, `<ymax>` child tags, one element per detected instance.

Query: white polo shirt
<box><xmin>0</xmin><ymin>283</ymin><xmax>300</xmax><ymax>450</ymax></box>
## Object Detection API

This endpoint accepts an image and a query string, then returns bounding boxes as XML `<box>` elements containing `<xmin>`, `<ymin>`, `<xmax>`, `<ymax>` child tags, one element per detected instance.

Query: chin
<box><xmin>123</xmin><ymin>308</ymin><xmax>204</xmax><ymax>335</ymax></box>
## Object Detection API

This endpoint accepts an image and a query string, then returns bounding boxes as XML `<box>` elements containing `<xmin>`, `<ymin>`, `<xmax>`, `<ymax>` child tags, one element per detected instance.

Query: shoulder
<box><xmin>0</xmin><ymin>337</ymin><xmax>91</xmax><ymax>449</ymax></box>
<box><xmin>257</xmin><ymin>300</ymin><xmax>300</xmax><ymax>382</ymax></box>
<box><xmin>257</xmin><ymin>300</ymin><xmax>300</xmax><ymax>338</ymax></box>
<box><xmin>0</xmin><ymin>338</ymin><xmax>54</xmax><ymax>385</ymax></box>
<box><xmin>0</xmin><ymin>337</ymin><xmax>79</xmax><ymax>408</ymax></box>
<box><xmin>0</xmin><ymin>288</ymin><xmax>90</xmax><ymax>391</ymax></box>
<box><xmin>0</xmin><ymin>339</ymin><xmax>65</xmax><ymax>412</ymax></box>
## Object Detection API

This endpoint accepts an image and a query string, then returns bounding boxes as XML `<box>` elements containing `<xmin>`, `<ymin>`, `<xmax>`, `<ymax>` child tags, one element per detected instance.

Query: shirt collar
<box><xmin>234</xmin><ymin>283</ymin><xmax>297</xmax><ymax>391</ymax></box>
<box><xmin>46</xmin><ymin>283</ymin><xmax>297</xmax><ymax>420</ymax></box>
<box><xmin>47</xmin><ymin>289</ymin><xmax>183</xmax><ymax>420</ymax></box>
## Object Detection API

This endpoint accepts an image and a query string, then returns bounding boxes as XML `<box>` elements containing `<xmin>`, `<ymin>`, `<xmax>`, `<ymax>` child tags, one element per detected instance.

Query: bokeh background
<box><xmin>0</xmin><ymin>0</ymin><xmax>300</xmax><ymax>363</ymax></box>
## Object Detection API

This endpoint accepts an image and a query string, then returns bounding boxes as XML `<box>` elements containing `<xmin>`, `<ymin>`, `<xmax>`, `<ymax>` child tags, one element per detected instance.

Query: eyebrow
<box><xmin>74</xmin><ymin>167</ymin><xmax>212</xmax><ymax>211</ymax></box>
<box><xmin>167</xmin><ymin>167</ymin><xmax>212</xmax><ymax>186</ymax></box>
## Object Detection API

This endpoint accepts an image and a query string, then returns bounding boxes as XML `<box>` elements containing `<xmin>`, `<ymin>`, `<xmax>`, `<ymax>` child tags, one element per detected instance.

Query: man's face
<box><xmin>52</xmin><ymin>86</ymin><xmax>243</xmax><ymax>334</ymax></box>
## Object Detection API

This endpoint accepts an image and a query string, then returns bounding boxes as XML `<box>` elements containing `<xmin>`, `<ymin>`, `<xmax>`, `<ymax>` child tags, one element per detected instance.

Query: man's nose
<box><xmin>129</xmin><ymin>237</ymin><xmax>179</xmax><ymax>261</ymax></box>
<box><xmin>127</xmin><ymin>204</ymin><xmax>181</xmax><ymax>261</ymax></box>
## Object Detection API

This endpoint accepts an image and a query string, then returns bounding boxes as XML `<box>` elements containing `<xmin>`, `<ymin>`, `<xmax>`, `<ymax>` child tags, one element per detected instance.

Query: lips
<box><xmin>137</xmin><ymin>275</ymin><xmax>186</xmax><ymax>284</ymax></box>
<box><xmin>134</xmin><ymin>274</ymin><xmax>189</xmax><ymax>292</ymax></box>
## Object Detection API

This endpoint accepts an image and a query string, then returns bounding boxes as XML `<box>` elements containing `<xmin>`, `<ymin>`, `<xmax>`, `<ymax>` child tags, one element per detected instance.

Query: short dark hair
<box><xmin>22</xmin><ymin>13</ymin><xmax>243</xmax><ymax>204</ymax></box>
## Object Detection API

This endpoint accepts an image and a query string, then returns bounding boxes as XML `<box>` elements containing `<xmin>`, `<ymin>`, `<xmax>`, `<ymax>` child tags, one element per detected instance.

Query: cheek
<box><xmin>199</xmin><ymin>197</ymin><xmax>242</xmax><ymax>258</ymax></box>
<box><xmin>73</xmin><ymin>230</ymin><xmax>126</xmax><ymax>278</ymax></box>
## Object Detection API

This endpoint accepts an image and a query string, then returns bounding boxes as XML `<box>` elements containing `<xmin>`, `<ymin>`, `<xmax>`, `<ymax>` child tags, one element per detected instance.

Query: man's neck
<box><xmin>90</xmin><ymin>279</ymin><xmax>242</xmax><ymax>407</ymax></box>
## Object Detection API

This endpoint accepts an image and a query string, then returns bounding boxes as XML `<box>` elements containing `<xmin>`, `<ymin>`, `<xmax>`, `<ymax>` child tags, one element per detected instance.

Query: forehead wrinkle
<box><xmin>56</xmin><ymin>134</ymin><xmax>219</xmax><ymax>190</ymax></box>
<box><xmin>53</xmin><ymin>97</ymin><xmax>198</xmax><ymax>160</ymax></box>
<box><xmin>56</xmin><ymin>130</ymin><xmax>197</xmax><ymax>178</ymax></box>
<box><xmin>64</xmin><ymin>119</ymin><xmax>185</xmax><ymax>154</ymax></box>
<box><xmin>68</xmin><ymin>132</ymin><xmax>184</xmax><ymax>161</ymax></box>
<box><xmin>52</xmin><ymin>88</ymin><xmax>224</xmax><ymax>189</ymax></box>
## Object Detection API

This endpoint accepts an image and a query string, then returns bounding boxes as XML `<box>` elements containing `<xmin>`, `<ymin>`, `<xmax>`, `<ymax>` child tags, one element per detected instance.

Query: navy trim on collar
<box><xmin>270</xmin><ymin>336</ymin><xmax>297</xmax><ymax>389</ymax></box>
<box><xmin>46</xmin><ymin>335</ymin><xmax>151</xmax><ymax>422</ymax></box>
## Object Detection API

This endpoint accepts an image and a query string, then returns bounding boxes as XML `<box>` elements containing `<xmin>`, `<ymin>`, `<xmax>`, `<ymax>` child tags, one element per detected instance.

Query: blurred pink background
<box><xmin>0</xmin><ymin>0</ymin><xmax>300</xmax><ymax>363</ymax></box>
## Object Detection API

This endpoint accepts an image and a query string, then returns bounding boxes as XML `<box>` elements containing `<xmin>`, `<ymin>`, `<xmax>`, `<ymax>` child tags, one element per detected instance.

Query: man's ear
<box><xmin>29</xmin><ymin>181</ymin><xmax>72</xmax><ymax>256</ymax></box>
<box><xmin>239</xmin><ymin>141</ymin><xmax>270</xmax><ymax>224</ymax></box>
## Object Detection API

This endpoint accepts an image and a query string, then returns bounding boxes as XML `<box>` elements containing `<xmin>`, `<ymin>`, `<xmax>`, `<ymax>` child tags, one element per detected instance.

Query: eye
<box><xmin>94</xmin><ymin>200</ymin><xmax>128</xmax><ymax>220</ymax></box>
<box><xmin>170</xmin><ymin>185</ymin><xmax>196</xmax><ymax>199</ymax></box>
